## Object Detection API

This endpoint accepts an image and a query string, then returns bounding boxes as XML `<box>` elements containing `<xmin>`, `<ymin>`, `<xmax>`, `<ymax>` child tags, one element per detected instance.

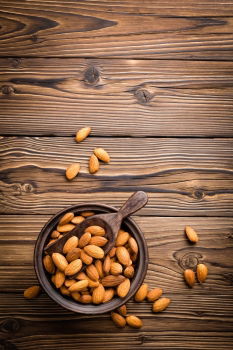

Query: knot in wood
<box><xmin>9</xmin><ymin>58</ymin><xmax>22</xmax><ymax>68</ymax></box>
<box><xmin>22</xmin><ymin>183</ymin><xmax>34</xmax><ymax>193</ymax></box>
<box><xmin>193</xmin><ymin>190</ymin><xmax>205</xmax><ymax>200</ymax></box>
<box><xmin>0</xmin><ymin>318</ymin><xmax>20</xmax><ymax>333</ymax></box>
<box><xmin>84</xmin><ymin>66</ymin><xmax>100</xmax><ymax>85</ymax></box>
<box><xmin>179</xmin><ymin>252</ymin><xmax>203</xmax><ymax>270</ymax></box>
<box><xmin>0</xmin><ymin>340</ymin><xmax>17</xmax><ymax>350</ymax></box>
<box><xmin>1</xmin><ymin>85</ymin><xmax>15</xmax><ymax>95</ymax></box>
<box><xmin>134</xmin><ymin>88</ymin><xmax>152</xmax><ymax>104</ymax></box>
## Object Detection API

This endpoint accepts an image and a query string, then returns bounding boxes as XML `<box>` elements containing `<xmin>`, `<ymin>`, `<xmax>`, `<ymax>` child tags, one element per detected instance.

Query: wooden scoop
<box><xmin>44</xmin><ymin>191</ymin><xmax>148</xmax><ymax>256</ymax></box>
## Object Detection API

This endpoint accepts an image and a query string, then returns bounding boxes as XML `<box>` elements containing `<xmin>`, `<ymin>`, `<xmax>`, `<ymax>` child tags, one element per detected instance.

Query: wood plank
<box><xmin>0</xmin><ymin>215</ymin><xmax>232</xmax><ymax>350</ymax></box>
<box><xmin>0</xmin><ymin>137</ymin><xmax>232</xmax><ymax>216</ymax></box>
<box><xmin>1</xmin><ymin>58</ymin><xmax>233</xmax><ymax>136</ymax></box>
<box><xmin>0</xmin><ymin>1</ymin><xmax>233</xmax><ymax>58</ymax></box>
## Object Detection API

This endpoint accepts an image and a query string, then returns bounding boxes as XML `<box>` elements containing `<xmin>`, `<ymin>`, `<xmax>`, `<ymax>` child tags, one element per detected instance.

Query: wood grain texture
<box><xmin>0</xmin><ymin>137</ymin><xmax>232</xmax><ymax>216</ymax></box>
<box><xmin>1</xmin><ymin>58</ymin><xmax>233</xmax><ymax>137</ymax></box>
<box><xmin>0</xmin><ymin>1</ymin><xmax>233</xmax><ymax>59</ymax></box>
<box><xmin>0</xmin><ymin>215</ymin><xmax>232</xmax><ymax>349</ymax></box>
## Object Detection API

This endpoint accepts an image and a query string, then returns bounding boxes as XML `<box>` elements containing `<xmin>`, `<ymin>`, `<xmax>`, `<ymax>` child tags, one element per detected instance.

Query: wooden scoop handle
<box><xmin>118</xmin><ymin>191</ymin><xmax>148</xmax><ymax>219</ymax></box>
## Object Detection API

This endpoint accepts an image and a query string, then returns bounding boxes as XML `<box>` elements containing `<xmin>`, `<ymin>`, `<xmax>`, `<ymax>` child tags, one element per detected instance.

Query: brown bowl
<box><xmin>34</xmin><ymin>203</ymin><xmax>148</xmax><ymax>314</ymax></box>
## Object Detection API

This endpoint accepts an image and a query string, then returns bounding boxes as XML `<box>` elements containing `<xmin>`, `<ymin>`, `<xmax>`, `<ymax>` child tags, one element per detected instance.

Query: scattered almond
<box><xmin>24</xmin><ymin>286</ymin><xmax>41</xmax><ymax>299</ymax></box>
<box><xmin>89</xmin><ymin>154</ymin><xmax>99</xmax><ymax>174</ymax></box>
<box><xmin>75</xmin><ymin>127</ymin><xmax>91</xmax><ymax>143</ymax></box>
<box><xmin>117</xmin><ymin>304</ymin><xmax>127</xmax><ymax>316</ymax></box>
<box><xmin>152</xmin><ymin>297</ymin><xmax>171</xmax><ymax>313</ymax></box>
<box><xmin>126</xmin><ymin>315</ymin><xmax>142</xmax><ymax>328</ymax></box>
<box><xmin>197</xmin><ymin>263</ymin><xmax>208</xmax><ymax>283</ymax></box>
<box><xmin>111</xmin><ymin>312</ymin><xmax>126</xmax><ymax>328</ymax></box>
<box><xmin>147</xmin><ymin>288</ymin><xmax>163</xmax><ymax>302</ymax></box>
<box><xmin>134</xmin><ymin>283</ymin><xmax>148</xmax><ymax>302</ymax></box>
<box><xmin>185</xmin><ymin>225</ymin><xmax>199</xmax><ymax>243</ymax></box>
<box><xmin>94</xmin><ymin>148</ymin><xmax>110</xmax><ymax>163</ymax></box>
<box><xmin>66</xmin><ymin>163</ymin><xmax>80</xmax><ymax>181</ymax></box>
<box><xmin>184</xmin><ymin>269</ymin><xmax>195</xmax><ymax>287</ymax></box>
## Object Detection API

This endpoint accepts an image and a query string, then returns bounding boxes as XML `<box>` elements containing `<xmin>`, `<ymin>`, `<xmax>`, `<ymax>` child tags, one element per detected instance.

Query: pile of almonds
<box><xmin>24</xmin><ymin>222</ymin><xmax>208</xmax><ymax>330</ymax></box>
<box><xmin>42</xmin><ymin>211</ymin><xmax>138</xmax><ymax>305</ymax></box>
<box><xmin>66</xmin><ymin>127</ymin><xmax>110</xmax><ymax>180</ymax></box>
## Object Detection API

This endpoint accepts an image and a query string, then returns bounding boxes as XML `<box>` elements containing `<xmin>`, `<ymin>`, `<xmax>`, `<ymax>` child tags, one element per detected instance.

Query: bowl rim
<box><xmin>34</xmin><ymin>203</ymin><xmax>149</xmax><ymax>314</ymax></box>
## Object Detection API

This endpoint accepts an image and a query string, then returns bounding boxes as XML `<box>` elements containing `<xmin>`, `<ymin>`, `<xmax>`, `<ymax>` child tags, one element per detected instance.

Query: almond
<box><xmin>124</xmin><ymin>266</ymin><xmax>134</xmax><ymax>278</ymax></box>
<box><xmin>103</xmin><ymin>255</ymin><xmax>111</xmax><ymax>275</ymax></box>
<box><xmin>197</xmin><ymin>263</ymin><xmax>208</xmax><ymax>283</ymax></box>
<box><xmin>117</xmin><ymin>304</ymin><xmax>127</xmax><ymax>316</ymax></box>
<box><xmin>80</xmin><ymin>249</ymin><xmax>93</xmax><ymax>265</ymax></box>
<box><xmin>128</xmin><ymin>237</ymin><xmax>138</xmax><ymax>254</ymax></box>
<box><xmin>69</xmin><ymin>279</ymin><xmax>89</xmax><ymax>292</ymax></box>
<box><xmin>78</xmin><ymin>232</ymin><xmax>91</xmax><ymax>248</ymax></box>
<box><xmin>110</xmin><ymin>262</ymin><xmax>123</xmax><ymax>276</ymax></box>
<box><xmin>71</xmin><ymin>291</ymin><xmax>81</xmax><ymax>302</ymax></box>
<box><xmin>60</xmin><ymin>285</ymin><xmax>70</xmax><ymax>296</ymax></box>
<box><xmin>95</xmin><ymin>260</ymin><xmax>104</xmax><ymax>278</ymax></box>
<box><xmin>51</xmin><ymin>230</ymin><xmax>60</xmax><ymax>239</ymax></box>
<box><xmin>117</xmin><ymin>278</ymin><xmax>130</xmax><ymax>298</ymax></box>
<box><xmin>54</xmin><ymin>270</ymin><xmax>65</xmax><ymax>288</ymax></box>
<box><xmin>57</xmin><ymin>224</ymin><xmax>75</xmax><ymax>233</ymax></box>
<box><xmin>103</xmin><ymin>288</ymin><xmax>115</xmax><ymax>303</ymax></box>
<box><xmin>66</xmin><ymin>163</ymin><xmax>80</xmax><ymax>180</ymax></box>
<box><xmin>92</xmin><ymin>284</ymin><xmax>105</xmax><ymax>304</ymax></box>
<box><xmin>75</xmin><ymin>127</ymin><xmax>91</xmax><ymax>143</ymax></box>
<box><xmin>116</xmin><ymin>231</ymin><xmax>129</xmax><ymax>246</ymax></box>
<box><xmin>126</xmin><ymin>315</ymin><xmax>142</xmax><ymax>329</ymax></box>
<box><xmin>76</xmin><ymin>271</ymin><xmax>88</xmax><ymax>280</ymax></box>
<box><xmin>89</xmin><ymin>154</ymin><xmax>99</xmax><ymax>174</ymax></box>
<box><xmin>24</xmin><ymin>286</ymin><xmax>41</xmax><ymax>299</ymax></box>
<box><xmin>76</xmin><ymin>272</ymin><xmax>99</xmax><ymax>287</ymax></box>
<box><xmin>185</xmin><ymin>225</ymin><xmax>199</xmax><ymax>243</ymax></box>
<box><xmin>43</xmin><ymin>255</ymin><xmax>55</xmax><ymax>274</ymax></box>
<box><xmin>64</xmin><ymin>279</ymin><xmax>76</xmax><ymax>288</ymax></box>
<box><xmin>109</xmin><ymin>247</ymin><xmax>116</xmax><ymax>258</ymax></box>
<box><xmin>94</xmin><ymin>148</ymin><xmax>110</xmax><ymax>163</ymax></box>
<box><xmin>65</xmin><ymin>259</ymin><xmax>82</xmax><ymax>276</ymax></box>
<box><xmin>66</xmin><ymin>248</ymin><xmax>81</xmax><ymax>263</ymax></box>
<box><xmin>85</xmin><ymin>225</ymin><xmax>105</xmax><ymax>236</ymax></box>
<box><xmin>147</xmin><ymin>288</ymin><xmax>163</xmax><ymax>302</ymax></box>
<box><xmin>63</xmin><ymin>236</ymin><xmax>79</xmax><ymax>254</ymax></box>
<box><xmin>134</xmin><ymin>283</ymin><xmax>148</xmax><ymax>302</ymax></box>
<box><xmin>89</xmin><ymin>236</ymin><xmax>108</xmax><ymax>247</ymax></box>
<box><xmin>52</xmin><ymin>253</ymin><xmax>68</xmax><ymax>271</ymax></box>
<box><xmin>59</xmin><ymin>212</ymin><xmax>74</xmax><ymax>226</ymax></box>
<box><xmin>51</xmin><ymin>275</ymin><xmax>56</xmax><ymax>285</ymax></box>
<box><xmin>111</xmin><ymin>312</ymin><xmax>126</xmax><ymax>328</ymax></box>
<box><xmin>84</xmin><ymin>245</ymin><xmax>104</xmax><ymax>259</ymax></box>
<box><xmin>152</xmin><ymin>297</ymin><xmax>171</xmax><ymax>312</ymax></box>
<box><xmin>80</xmin><ymin>294</ymin><xmax>92</xmax><ymax>304</ymax></box>
<box><xmin>184</xmin><ymin>269</ymin><xmax>195</xmax><ymax>287</ymax></box>
<box><xmin>71</xmin><ymin>216</ymin><xmax>85</xmax><ymax>225</ymax></box>
<box><xmin>116</xmin><ymin>246</ymin><xmax>131</xmax><ymax>266</ymax></box>
<box><xmin>86</xmin><ymin>264</ymin><xmax>99</xmax><ymax>281</ymax></box>
<box><xmin>102</xmin><ymin>275</ymin><xmax>125</xmax><ymax>287</ymax></box>
<box><xmin>81</xmin><ymin>211</ymin><xmax>95</xmax><ymax>217</ymax></box>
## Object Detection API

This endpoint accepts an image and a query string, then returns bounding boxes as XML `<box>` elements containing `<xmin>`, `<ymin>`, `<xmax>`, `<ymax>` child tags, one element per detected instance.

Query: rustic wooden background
<box><xmin>0</xmin><ymin>1</ymin><xmax>233</xmax><ymax>349</ymax></box>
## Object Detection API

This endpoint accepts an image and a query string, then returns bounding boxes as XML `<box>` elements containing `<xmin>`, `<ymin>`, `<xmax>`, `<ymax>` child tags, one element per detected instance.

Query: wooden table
<box><xmin>1</xmin><ymin>1</ymin><xmax>233</xmax><ymax>349</ymax></box>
